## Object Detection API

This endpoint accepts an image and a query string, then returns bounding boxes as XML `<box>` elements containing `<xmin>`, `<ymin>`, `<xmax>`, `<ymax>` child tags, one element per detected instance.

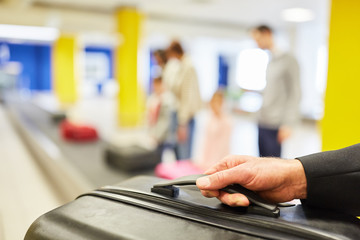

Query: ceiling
<box><xmin>0</xmin><ymin>0</ymin><xmax>330</xmax><ymax>43</ymax></box>
<box><xmin>31</xmin><ymin>0</ymin><xmax>329</xmax><ymax>30</ymax></box>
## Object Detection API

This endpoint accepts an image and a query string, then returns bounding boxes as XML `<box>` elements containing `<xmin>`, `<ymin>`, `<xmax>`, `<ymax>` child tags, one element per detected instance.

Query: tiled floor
<box><xmin>0</xmin><ymin>95</ymin><xmax>322</xmax><ymax>240</ymax></box>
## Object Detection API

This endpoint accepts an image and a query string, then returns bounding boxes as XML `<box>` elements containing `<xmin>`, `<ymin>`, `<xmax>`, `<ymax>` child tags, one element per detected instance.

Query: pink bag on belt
<box><xmin>154</xmin><ymin>160</ymin><xmax>202</xmax><ymax>179</ymax></box>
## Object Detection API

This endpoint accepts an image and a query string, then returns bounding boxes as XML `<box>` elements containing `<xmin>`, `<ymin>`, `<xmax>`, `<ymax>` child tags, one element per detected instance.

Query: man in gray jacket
<box><xmin>252</xmin><ymin>25</ymin><xmax>301</xmax><ymax>157</ymax></box>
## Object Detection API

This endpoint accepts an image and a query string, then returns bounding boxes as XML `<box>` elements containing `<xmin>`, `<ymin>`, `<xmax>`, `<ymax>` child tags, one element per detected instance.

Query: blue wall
<box><xmin>0</xmin><ymin>44</ymin><xmax>114</xmax><ymax>92</ymax></box>
<box><xmin>218</xmin><ymin>55</ymin><xmax>229</xmax><ymax>87</ymax></box>
<box><xmin>1</xmin><ymin>42</ymin><xmax>52</xmax><ymax>91</ymax></box>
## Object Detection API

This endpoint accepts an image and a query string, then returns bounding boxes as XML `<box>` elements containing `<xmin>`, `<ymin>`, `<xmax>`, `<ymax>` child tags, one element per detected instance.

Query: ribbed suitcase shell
<box><xmin>25</xmin><ymin>176</ymin><xmax>360</xmax><ymax>240</ymax></box>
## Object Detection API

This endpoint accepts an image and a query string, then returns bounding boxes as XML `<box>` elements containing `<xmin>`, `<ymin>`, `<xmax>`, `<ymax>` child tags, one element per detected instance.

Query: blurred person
<box><xmin>153</xmin><ymin>49</ymin><xmax>167</xmax><ymax>69</ymax></box>
<box><xmin>196</xmin><ymin>143</ymin><xmax>360</xmax><ymax>216</ymax></box>
<box><xmin>152</xmin><ymin>49</ymin><xmax>168</xmax><ymax>78</ymax></box>
<box><xmin>147</xmin><ymin>77</ymin><xmax>176</xmax><ymax>152</ymax></box>
<box><xmin>197</xmin><ymin>90</ymin><xmax>233</xmax><ymax>171</ymax></box>
<box><xmin>164</xmin><ymin>40</ymin><xmax>203</xmax><ymax>160</ymax></box>
<box><xmin>154</xmin><ymin>90</ymin><xmax>231</xmax><ymax>179</ymax></box>
<box><xmin>251</xmin><ymin>25</ymin><xmax>301</xmax><ymax>157</ymax></box>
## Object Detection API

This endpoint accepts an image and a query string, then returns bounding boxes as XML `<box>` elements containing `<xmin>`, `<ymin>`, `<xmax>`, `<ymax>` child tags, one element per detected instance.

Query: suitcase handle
<box><xmin>151</xmin><ymin>174</ymin><xmax>278</xmax><ymax>212</ymax></box>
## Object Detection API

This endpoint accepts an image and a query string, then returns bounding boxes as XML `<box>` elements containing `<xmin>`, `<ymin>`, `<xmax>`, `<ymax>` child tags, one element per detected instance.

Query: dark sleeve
<box><xmin>296</xmin><ymin>144</ymin><xmax>360</xmax><ymax>216</ymax></box>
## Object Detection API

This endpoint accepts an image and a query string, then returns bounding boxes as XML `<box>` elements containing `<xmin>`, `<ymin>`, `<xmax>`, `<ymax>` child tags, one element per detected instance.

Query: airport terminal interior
<box><xmin>1</xmin><ymin>0</ymin><xmax>359</xmax><ymax>239</ymax></box>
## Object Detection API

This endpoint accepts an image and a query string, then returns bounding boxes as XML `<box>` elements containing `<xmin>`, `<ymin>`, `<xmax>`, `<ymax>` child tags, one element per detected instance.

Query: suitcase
<box><xmin>25</xmin><ymin>174</ymin><xmax>360</xmax><ymax>240</ymax></box>
<box><xmin>155</xmin><ymin>160</ymin><xmax>203</xmax><ymax>179</ymax></box>
<box><xmin>104</xmin><ymin>142</ymin><xmax>162</xmax><ymax>171</ymax></box>
<box><xmin>60</xmin><ymin>120</ymin><xmax>98</xmax><ymax>142</ymax></box>
<box><xmin>50</xmin><ymin>111</ymin><xmax>66</xmax><ymax>123</ymax></box>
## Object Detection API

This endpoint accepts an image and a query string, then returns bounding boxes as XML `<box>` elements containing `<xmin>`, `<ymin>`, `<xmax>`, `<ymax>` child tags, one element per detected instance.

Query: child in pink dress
<box><xmin>197</xmin><ymin>90</ymin><xmax>233</xmax><ymax>171</ymax></box>
<box><xmin>154</xmin><ymin>89</ymin><xmax>233</xmax><ymax>179</ymax></box>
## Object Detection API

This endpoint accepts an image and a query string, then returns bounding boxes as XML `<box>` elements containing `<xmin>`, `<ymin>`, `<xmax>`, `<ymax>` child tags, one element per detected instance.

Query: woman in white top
<box><xmin>163</xmin><ymin>41</ymin><xmax>203</xmax><ymax>159</ymax></box>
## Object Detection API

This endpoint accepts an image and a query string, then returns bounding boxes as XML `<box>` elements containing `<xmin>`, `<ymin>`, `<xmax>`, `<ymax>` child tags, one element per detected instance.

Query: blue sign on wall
<box><xmin>218</xmin><ymin>55</ymin><xmax>229</xmax><ymax>87</ymax></box>
<box><xmin>84</xmin><ymin>47</ymin><xmax>113</xmax><ymax>79</ymax></box>
<box><xmin>0</xmin><ymin>42</ymin><xmax>52</xmax><ymax>91</ymax></box>
<box><xmin>84</xmin><ymin>46</ymin><xmax>113</xmax><ymax>94</ymax></box>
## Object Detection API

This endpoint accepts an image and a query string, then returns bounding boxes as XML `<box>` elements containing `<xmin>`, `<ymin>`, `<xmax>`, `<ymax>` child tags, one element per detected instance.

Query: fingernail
<box><xmin>235</xmin><ymin>199</ymin><xmax>246</xmax><ymax>206</ymax></box>
<box><xmin>235</xmin><ymin>197</ymin><xmax>250</xmax><ymax>207</ymax></box>
<box><xmin>202</xmin><ymin>190</ymin><xmax>218</xmax><ymax>198</ymax></box>
<box><xmin>197</xmin><ymin>177</ymin><xmax>210</xmax><ymax>188</ymax></box>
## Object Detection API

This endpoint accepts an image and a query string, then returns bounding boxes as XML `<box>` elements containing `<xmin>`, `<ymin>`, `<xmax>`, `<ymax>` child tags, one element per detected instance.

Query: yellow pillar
<box><xmin>322</xmin><ymin>0</ymin><xmax>360</xmax><ymax>151</ymax></box>
<box><xmin>53</xmin><ymin>34</ymin><xmax>78</xmax><ymax>104</ymax></box>
<box><xmin>115</xmin><ymin>7</ymin><xmax>145</xmax><ymax>127</ymax></box>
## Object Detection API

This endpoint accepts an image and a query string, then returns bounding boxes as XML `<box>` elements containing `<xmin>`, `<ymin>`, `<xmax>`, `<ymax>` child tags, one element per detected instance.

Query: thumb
<box><xmin>196</xmin><ymin>169</ymin><xmax>240</xmax><ymax>190</ymax></box>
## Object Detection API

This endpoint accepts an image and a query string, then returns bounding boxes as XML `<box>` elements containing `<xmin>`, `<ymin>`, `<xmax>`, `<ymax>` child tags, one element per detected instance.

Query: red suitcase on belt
<box><xmin>60</xmin><ymin>120</ymin><xmax>98</xmax><ymax>142</ymax></box>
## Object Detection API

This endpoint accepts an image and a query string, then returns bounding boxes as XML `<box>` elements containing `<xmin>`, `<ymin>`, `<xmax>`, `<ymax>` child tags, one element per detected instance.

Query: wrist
<box><xmin>287</xmin><ymin>159</ymin><xmax>307</xmax><ymax>200</ymax></box>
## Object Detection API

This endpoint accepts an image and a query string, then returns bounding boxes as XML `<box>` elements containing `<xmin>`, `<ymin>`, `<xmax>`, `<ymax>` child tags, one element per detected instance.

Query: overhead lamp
<box><xmin>0</xmin><ymin>24</ymin><xmax>60</xmax><ymax>42</ymax></box>
<box><xmin>281</xmin><ymin>8</ymin><xmax>315</xmax><ymax>22</ymax></box>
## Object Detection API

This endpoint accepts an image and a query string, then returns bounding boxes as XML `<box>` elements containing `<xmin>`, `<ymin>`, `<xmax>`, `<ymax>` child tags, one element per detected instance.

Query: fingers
<box><xmin>277</xmin><ymin>126</ymin><xmax>292</xmax><ymax>143</ymax></box>
<box><xmin>217</xmin><ymin>192</ymin><xmax>250</xmax><ymax>207</ymax></box>
<box><xmin>204</xmin><ymin>155</ymin><xmax>252</xmax><ymax>175</ymax></box>
<box><xmin>197</xmin><ymin>154</ymin><xmax>256</xmax><ymax>207</ymax></box>
<box><xmin>197</xmin><ymin>167</ymin><xmax>244</xmax><ymax>190</ymax></box>
<box><xmin>218</xmin><ymin>193</ymin><xmax>250</xmax><ymax>207</ymax></box>
<box><xmin>203</xmin><ymin>155</ymin><xmax>236</xmax><ymax>175</ymax></box>
<box><xmin>200</xmin><ymin>190</ymin><xmax>250</xmax><ymax>207</ymax></box>
<box><xmin>200</xmin><ymin>190</ymin><xmax>220</xmax><ymax>198</ymax></box>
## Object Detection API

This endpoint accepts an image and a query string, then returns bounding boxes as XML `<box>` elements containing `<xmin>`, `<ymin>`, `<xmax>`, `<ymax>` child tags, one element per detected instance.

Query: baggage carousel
<box><xmin>5</xmin><ymin>94</ymin><xmax>154</xmax><ymax>202</ymax></box>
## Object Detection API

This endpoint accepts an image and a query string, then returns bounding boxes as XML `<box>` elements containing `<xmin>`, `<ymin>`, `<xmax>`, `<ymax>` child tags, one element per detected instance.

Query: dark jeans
<box><xmin>176</xmin><ymin>117</ymin><xmax>195</xmax><ymax>160</ymax></box>
<box><xmin>258</xmin><ymin>125</ymin><xmax>281</xmax><ymax>157</ymax></box>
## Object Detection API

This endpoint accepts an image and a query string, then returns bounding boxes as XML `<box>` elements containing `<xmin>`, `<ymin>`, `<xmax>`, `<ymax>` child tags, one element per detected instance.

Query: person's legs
<box><xmin>187</xmin><ymin>117</ymin><xmax>195</xmax><ymax>157</ymax></box>
<box><xmin>176</xmin><ymin>140</ymin><xmax>189</xmax><ymax>160</ymax></box>
<box><xmin>168</xmin><ymin>111</ymin><xmax>180</xmax><ymax>159</ymax></box>
<box><xmin>176</xmin><ymin>118</ymin><xmax>195</xmax><ymax>160</ymax></box>
<box><xmin>258</xmin><ymin>125</ymin><xmax>281</xmax><ymax>157</ymax></box>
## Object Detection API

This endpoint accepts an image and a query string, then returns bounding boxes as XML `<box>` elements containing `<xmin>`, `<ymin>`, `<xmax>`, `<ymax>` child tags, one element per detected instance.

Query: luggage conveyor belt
<box><xmin>6</xmin><ymin>98</ymin><xmax>154</xmax><ymax>202</ymax></box>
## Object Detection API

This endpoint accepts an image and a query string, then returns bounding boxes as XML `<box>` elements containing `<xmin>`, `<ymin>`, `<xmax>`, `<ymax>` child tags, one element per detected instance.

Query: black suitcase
<box><xmin>104</xmin><ymin>142</ymin><xmax>162</xmax><ymax>171</ymax></box>
<box><xmin>25</xmin><ymin>175</ymin><xmax>360</xmax><ymax>240</ymax></box>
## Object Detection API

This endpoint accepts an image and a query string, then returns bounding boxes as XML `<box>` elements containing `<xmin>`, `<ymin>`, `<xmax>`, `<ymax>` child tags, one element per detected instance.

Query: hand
<box><xmin>177</xmin><ymin>125</ymin><xmax>188</xmax><ymax>143</ymax></box>
<box><xmin>277</xmin><ymin>126</ymin><xmax>292</xmax><ymax>143</ymax></box>
<box><xmin>196</xmin><ymin>155</ymin><xmax>307</xmax><ymax>207</ymax></box>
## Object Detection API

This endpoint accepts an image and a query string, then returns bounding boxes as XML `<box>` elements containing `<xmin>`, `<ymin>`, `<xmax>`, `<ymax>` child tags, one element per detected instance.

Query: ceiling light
<box><xmin>0</xmin><ymin>24</ymin><xmax>60</xmax><ymax>42</ymax></box>
<box><xmin>281</xmin><ymin>8</ymin><xmax>315</xmax><ymax>22</ymax></box>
